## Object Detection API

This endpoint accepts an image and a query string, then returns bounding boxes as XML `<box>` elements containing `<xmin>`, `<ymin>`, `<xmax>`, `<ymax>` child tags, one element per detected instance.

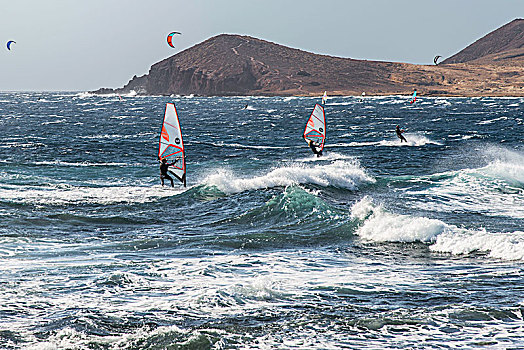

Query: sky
<box><xmin>1</xmin><ymin>0</ymin><xmax>523</xmax><ymax>91</ymax></box>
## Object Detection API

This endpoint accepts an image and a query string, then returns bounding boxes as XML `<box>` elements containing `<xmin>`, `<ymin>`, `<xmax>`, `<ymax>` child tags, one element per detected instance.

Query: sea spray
<box><xmin>351</xmin><ymin>197</ymin><xmax>524</xmax><ymax>261</ymax></box>
<box><xmin>203</xmin><ymin>160</ymin><xmax>375</xmax><ymax>194</ymax></box>
<box><xmin>350</xmin><ymin>197</ymin><xmax>447</xmax><ymax>242</ymax></box>
<box><xmin>430</xmin><ymin>230</ymin><xmax>524</xmax><ymax>261</ymax></box>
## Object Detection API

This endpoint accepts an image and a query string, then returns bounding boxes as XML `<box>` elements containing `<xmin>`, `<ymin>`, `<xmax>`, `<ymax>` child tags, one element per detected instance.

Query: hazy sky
<box><xmin>1</xmin><ymin>0</ymin><xmax>523</xmax><ymax>91</ymax></box>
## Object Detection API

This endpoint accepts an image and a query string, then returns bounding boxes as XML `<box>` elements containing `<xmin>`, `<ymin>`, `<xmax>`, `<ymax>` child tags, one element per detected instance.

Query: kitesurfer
<box><xmin>307</xmin><ymin>139</ymin><xmax>323</xmax><ymax>157</ymax></box>
<box><xmin>396</xmin><ymin>125</ymin><xmax>407</xmax><ymax>143</ymax></box>
<box><xmin>159</xmin><ymin>157</ymin><xmax>175</xmax><ymax>187</ymax></box>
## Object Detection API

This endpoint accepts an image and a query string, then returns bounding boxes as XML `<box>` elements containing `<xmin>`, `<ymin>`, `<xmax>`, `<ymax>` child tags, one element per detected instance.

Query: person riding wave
<box><xmin>159</xmin><ymin>157</ymin><xmax>176</xmax><ymax>187</ymax></box>
<box><xmin>307</xmin><ymin>139</ymin><xmax>323</xmax><ymax>157</ymax></box>
<box><xmin>396</xmin><ymin>125</ymin><xmax>407</xmax><ymax>143</ymax></box>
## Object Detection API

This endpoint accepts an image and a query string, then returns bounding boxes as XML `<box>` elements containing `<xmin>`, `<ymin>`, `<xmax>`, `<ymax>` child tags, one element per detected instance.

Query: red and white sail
<box><xmin>303</xmin><ymin>104</ymin><xmax>326</xmax><ymax>151</ymax></box>
<box><xmin>158</xmin><ymin>103</ymin><xmax>186</xmax><ymax>186</ymax></box>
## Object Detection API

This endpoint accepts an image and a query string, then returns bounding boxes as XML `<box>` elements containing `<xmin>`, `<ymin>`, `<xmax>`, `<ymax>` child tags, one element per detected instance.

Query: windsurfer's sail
<box><xmin>321</xmin><ymin>91</ymin><xmax>328</xmax><ymax>105</ymax></box>
<box><xmin>158</xmin><ymin>103</ymin><xmax>186</xmax><ymax>186</ymax></box>
<box><xmin>303</xmin><ymin>104</ymin><xmax>326</xmax><ymax>151</ymax></box>
<box><xmin>410</xmin><ymin>90</ymin><xmax>417</xmax><ymax>104</ymax></box>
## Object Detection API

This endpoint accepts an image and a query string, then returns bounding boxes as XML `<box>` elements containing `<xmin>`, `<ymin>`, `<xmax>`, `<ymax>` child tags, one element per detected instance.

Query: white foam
<box><xmin>212</xmin><ymin>142</ymin><xmax>288</xmax><ymax>150</ymax></box>
<box><xmin>408</xmin><ymin>146</ymin><xmax>524</xmax><ymax>218</ymax></box>
<box><xmin>378</xmin><ymin>99</ymin><xmax>405</xmax><ymax>105</ymax></box>
<box><xmin>351</xmin><ymin>197</ymin><xmax>447</xmax><ymax>243</ymax></box>
<box><xmin>478</xmin><ymin>147</ymin><xmax>524</xmax><ymax>186</ymax></box>
<box><xmin>203</xmin><ymin>160</ymin><xmax>375</xmax><ymax>194</ymax></box>
<box><xmin>431</xmin><ymin>230</ymin><xmax>524</xmax><ymax>261</ymax></box>
<box><xmin>331</xmin><ymin>134</ymin><xmax>441</xmax><ymax>148</ymax></box>
<box><xmin>0</xmin><ymin>183</ymin><xmax>185</xmax><ymax>205</ymax></box>
<box><xmin>292</xmin><ymin>152</ymin><xmax>356</xmax><ymax>162</ymax></box>
<box><xmin>377</xmin><ymin>134</ymin><xmax>442</xmax><ymax>147</ymax></box>
<box><xmin>477</xmin><ymin>116</ymin><xmax>508</xmax><ymax>125</ymax></box>
<box><xmin>329</xmin><ymin>134</ymin><xmax>442</xmax><ymax>148</ymax></box>
<box><xmin>330</xmin><ymin>141</ymin><xmax>379</xmax><ymax>147</ymax></box>
<box><xmin>435</xmin><ymin>99</ymin><xmax>451</xmax><ymax>106</ymax></box>
<box><xmin>74</xmin><ymin>91</ymin><xmax>94</xmax><ymax>99</ymax></box>
<box><xmin>350</xmin><ymin>197</ymin><xmax>524</xmax><ymax>261</ymax></box>
<box><xmin>31</xmin><ymin>160</ymin><xmax>131</xmax><ymax>167</ymax></box>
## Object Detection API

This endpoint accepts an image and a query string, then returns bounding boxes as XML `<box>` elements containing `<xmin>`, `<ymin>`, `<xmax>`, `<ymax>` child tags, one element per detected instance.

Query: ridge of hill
<box><xmin>94</xmin><ymin>19</ymin><xmax>524</xmax><ymax>97</ymax></box>
<box><xmin>442</xmin><ymin>19</ymin><xmax>524</xmax><ymax>65</ymax></box>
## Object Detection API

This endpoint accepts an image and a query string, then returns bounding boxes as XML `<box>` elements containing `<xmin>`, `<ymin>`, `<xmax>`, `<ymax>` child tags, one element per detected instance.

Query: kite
<box><xmin>167</xmin><ymin>32</ymin><xmax>181</xmax><ymax>48</ymax></box>
<box><xmin>6</xmin><ymin>40</ymin><xmax>16</xmax><ymax>50</ymax></box>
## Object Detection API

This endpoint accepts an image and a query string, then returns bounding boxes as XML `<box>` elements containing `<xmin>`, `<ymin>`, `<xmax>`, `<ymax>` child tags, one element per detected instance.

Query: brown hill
<box><xmin>94</xmin><ymin>20</ymin><xmax>524</xmax><ymax>97</ymax></box>
<box><xmin>442</xmin><ymin>18</ymin><xmax>524</xmax><ymax>65</ymax></box>
<box><xmin>102</xmin><ymin>34</ymin><xmax>415</xmax><ymax>96</ymax></box>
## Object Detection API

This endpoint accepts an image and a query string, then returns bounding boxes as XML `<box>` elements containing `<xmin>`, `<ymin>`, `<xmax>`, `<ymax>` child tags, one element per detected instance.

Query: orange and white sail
<box><xmin>303</xmin><ymin>104</ymin><xmax>326</xmax><ymax>151</ymax></box>
<box><xmin>158</xmin><ymin>103</ymin><xmax>186</xmax><ymax>186</ymax></box>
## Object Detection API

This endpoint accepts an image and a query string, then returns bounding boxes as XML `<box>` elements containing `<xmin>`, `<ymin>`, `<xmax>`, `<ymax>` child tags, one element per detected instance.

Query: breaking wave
<box><xmin>203</xmin><ymin>160</ymin><xmax>375</xmax><ymax>194</ymax></box>
<box><xmin>350</xmin><ymin>197</ymin><xmax>524</xmax><ymax>261</ymax></box>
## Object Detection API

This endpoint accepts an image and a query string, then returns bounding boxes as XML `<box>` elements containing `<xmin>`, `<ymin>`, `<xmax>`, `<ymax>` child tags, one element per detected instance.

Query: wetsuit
<box><xmin>160</xmin><ymin>161</ymin><xmax>174</xmax><ymax>187</ymax></box>
<box><xmin>308</xmin><ymin>140</ymin><xmax>323</xmax><ymax>157</ymax></box>
<box><xmin>396</xmin><ymin>126</ymin><xmax>407</xmax><ymax>143</ymax></box>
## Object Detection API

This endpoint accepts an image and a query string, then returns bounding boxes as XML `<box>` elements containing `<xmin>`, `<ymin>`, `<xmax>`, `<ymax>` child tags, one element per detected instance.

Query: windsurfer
<box><xmin>159</xmin><ymin>157</ymin><xmax>175</xmax><ymax>187</ymax></box>
<box><xmin>307</xmin><ymin>139</ymin><xmax>323</xmax><ymax>157</ymax></box>
<box><xmin>396</xmin><ymin>125</ymin><xmax>407</xmax><ymax>143</ymax></box>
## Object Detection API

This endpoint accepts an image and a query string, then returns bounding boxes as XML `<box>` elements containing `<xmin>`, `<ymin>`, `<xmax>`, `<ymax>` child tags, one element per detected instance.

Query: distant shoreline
<box><xmin>3</xmin><ymin>90</ymin><xmax>524</xmax><ymax>98</ymax></box>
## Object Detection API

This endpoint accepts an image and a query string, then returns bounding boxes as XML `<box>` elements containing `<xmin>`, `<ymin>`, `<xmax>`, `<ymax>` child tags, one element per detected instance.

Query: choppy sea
<box><xmin>0</xmin><ymin>92</ymin><xmax>523</xmax><ymax>349</ymax></box>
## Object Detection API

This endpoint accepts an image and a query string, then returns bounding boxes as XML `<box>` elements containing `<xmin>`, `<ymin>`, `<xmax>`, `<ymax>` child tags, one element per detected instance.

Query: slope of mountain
<box><xmin>94</xmin><ymin>19</ymin><xmax>524</xmax><ymax>97</ymax></box>
<box><xmin>442</xmin><ymin>19</ymin><xmax>524</xmax><ymax>65</ymax></box>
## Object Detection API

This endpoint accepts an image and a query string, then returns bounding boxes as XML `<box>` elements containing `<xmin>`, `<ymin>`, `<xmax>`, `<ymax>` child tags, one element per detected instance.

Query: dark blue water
<box><xmin>0</xmin><ymin>92</ymin><xmax>523</xmax><ymax>349</ymax></box>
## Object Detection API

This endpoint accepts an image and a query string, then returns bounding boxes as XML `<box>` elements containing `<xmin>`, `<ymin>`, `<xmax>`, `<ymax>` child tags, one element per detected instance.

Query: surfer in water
<box><xmin>396</xmin><ymin>125</ymin><xmax>407</xmax><ymax>143</ymax></box>
<box><xmin>307</xmin><ymin>139</ymin><xmax>323</xmax><ymax>157</ymax></box>
<box><xmin>159</xmin><ymin>157</ymin><xmax>175</xmax><ymax>187</ymax></box>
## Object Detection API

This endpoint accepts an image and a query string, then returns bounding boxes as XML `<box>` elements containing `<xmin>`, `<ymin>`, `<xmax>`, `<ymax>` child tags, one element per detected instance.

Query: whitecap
<box><xmin>430</xmin><ymin>230</ymin><xmax>524</xmax><ymax>261</ymax></box>
<box><xmin>202</xmin><ymin>160</ymin><xmax>375</xmax><ymax>194</ymax></box>
<box><xmin>350</xmin><ymin>197</ymin><xmax>447</xmax><ymax>243</ymax></box>
<box><xmin>350</xmin><ymin>197</ymin><xmax>524</xmax><ymax>261</ymax></box>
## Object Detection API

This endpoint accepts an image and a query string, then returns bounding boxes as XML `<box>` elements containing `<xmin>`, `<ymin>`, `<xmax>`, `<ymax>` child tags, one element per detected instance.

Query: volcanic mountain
<box><xmin>95</xmin><ymin>19</ymin><xmax>524</xmax><ymax>96</ymax></box>
<box><xmin>443</xmin><ymin>18</ymin><xmax>524</xmax><ymax>65</ymax></box>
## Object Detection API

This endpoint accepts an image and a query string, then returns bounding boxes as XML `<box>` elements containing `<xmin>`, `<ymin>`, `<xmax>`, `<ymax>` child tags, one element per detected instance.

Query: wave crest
<box><xmin>431</xmin><ymin>230</ymin><xmax>524</xmax><ymax>261</ymax></box>
<box><xmin>350</xmin><ymin>197</ymin><xmax>524</xmax><ymax>261</ymax></box>
<box><xmin>203</xmin><ymin>160</ymin><xmax>375</xmax><ymax>194</ymax></box>
<box><xmin>350</xmin><ymin>197</ymin><xmax>446</xmax><ymax>243</ymax></box>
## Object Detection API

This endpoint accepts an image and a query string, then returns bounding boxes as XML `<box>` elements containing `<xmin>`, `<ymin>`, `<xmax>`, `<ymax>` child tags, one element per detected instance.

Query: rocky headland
<box><xmin>94</xmin><ymin>19</ymin><xmax>524</xmax><ymax>97</ymax></box>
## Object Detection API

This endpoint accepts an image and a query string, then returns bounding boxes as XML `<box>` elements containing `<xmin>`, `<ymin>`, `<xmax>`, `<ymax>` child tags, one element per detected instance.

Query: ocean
<box><xmin>0</xmin><ymin>92</ymin><xmax>523</xmax><ymax>349</ymax></box>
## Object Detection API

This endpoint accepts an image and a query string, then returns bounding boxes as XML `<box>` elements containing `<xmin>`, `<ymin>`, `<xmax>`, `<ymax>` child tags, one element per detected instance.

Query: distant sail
<box><xmin>433</xmin><ymin>55</ymin><xmax>442</xmax><ymax>65</ymax></box>
<box><xmin>410</xmin><ymin>90</ymin><xmax>417</xmax><ymax>104</ymax></box>
<box><xmin>303</xmin><ymin>104</ymin><xmax>326</xmax><ymax>151</ymax></box>
<box><xmin>158</xmin><ymin>103</ymin><xmax>186</xmax><ymax>186</ymax></box>
<box><xmin>322</xmin><ymin>91</ymin><xmax>328</xmax><ymax>105</ymax></box>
